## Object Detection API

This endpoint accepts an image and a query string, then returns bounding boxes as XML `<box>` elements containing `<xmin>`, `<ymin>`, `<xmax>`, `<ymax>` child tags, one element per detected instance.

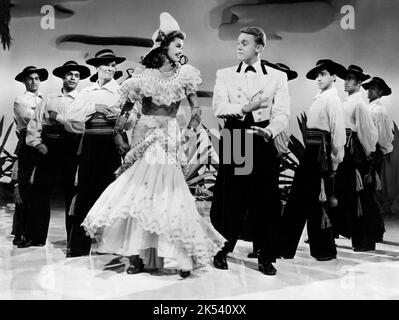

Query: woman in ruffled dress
<box><xmin>81</xmin><ymin>12</ymin><xmax>226</xmax><ymax>278</ymax></box>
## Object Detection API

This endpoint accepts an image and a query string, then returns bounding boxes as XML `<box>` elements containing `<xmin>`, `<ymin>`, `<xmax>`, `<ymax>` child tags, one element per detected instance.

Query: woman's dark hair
<box><xmin>141</xmin><ymin>30</ymin><xmax>185</xmax><ymax>69</ymax></box>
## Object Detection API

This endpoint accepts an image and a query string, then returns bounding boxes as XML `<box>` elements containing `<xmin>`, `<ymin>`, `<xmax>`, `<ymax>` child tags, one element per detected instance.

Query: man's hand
<box><xmin>95</xmin><ymin>104</ymin><xmax>117</xmax><ymax>116</ymax></box>
<box><xmin>247</xmin><ymin>126</ymin><xmax>272</xmax><ymax>141</ymax></box>
<box><xmin>48</xmin><ymin>110</ymin><xmax>59</xmax><ymax>124</ymax></box>
<box><xmin>13</xmin><ymin>184</ymin><xmax>22</xmax><ymax>205</ymax></box>
<box><xmin>114</xmin><ymin>133</ymin><xmax>130</xmax><ymax>156</ymax></box>
<box><xmin>36</xmin><ymin>143</ymin><xmax>48</xmax><ymax>155</ymax></box>
<box><xmin>256</xmin><ymin>96</ymin><xmax>271</xmax><ymax>110</ymax></box>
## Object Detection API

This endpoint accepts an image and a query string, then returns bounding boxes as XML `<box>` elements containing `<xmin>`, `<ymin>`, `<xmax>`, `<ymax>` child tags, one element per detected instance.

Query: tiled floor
<box><xmin>1</xmin><ymin>207</ymin><xmax>399</xmax><ymax>300</ymax></box>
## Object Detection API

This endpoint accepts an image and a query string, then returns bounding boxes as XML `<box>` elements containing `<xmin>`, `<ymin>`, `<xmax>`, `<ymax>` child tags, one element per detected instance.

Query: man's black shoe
<box><xmin>17</xmin><ymin>240</ymin><xmax>32</xmax><ymax>248</ymax></box>
<box><xmin>13</xmin><ymin>237</ymin><xmax>24</xmax><ymax>246</ymax></box>
<box><xmin>178</xmin><ymin>270</ymin><xmax>191</xmax><ymax>278</ymax></box>
<box><xmin>66</xmin><ymin>251</ymin><xmax>88</xmax><ymax>258</ymax></box>
<box><xmin>258</xmin><ymin>262</ymin><xmax>277</xmax><ymax>276</ymax></box>
<box><xmin>213</xmin><ymin>253</ymin><xmax>228</xmax><ymax>270</ymax></box>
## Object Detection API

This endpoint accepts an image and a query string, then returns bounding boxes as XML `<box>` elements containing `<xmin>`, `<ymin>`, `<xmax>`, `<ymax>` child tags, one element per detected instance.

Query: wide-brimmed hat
<box><xmin>144</xmin><ymin>12</ymin><xmax>185</xmax><ymax>58</ymax></box>
<box><xmin>89</xmin><ymin>70</ymin><xmax>123</xmax><ymax>82</ymax></box>
<box><xmin>53</xmin><ymin>60</ymin><xmax>91</xmax><ymax>79</ymax></box>
<box><xmin>344</xmin><ymin>65</ymin><xmax>370</xmax><ymax>82</ymax></box>
<box><xmin>15</xmin><ymin>66</ymin><xmax>48</xmax><ymax>83</ymax></box>
<box><xmin>306</xmin><ymin>59</ymin><xmax>346</xmax><ymax>80</ymax></box>
<box><xmin>362</xmin><ymin>77</ymin><xmax>392</xmax><ymax>96</ymax></box>
<box><xmin>274</xmin><ymin>63</ymin><xmax>298</xmax><ymax>81</ymax></box>
<box><xmin>86</xmin><ymin>49</ymin><xmax>126</xmax><ymax>67</ymax></box>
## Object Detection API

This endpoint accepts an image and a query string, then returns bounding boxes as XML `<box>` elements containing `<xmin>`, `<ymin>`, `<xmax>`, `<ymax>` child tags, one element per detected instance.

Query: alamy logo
<box><xmin>341</xmin><ymin>5</ymin><xmax>355</xmax><ymax>30</ymax></box>
<box><xmin>40</xmin><ymin>5</ymin><xmax>55</xmax><ymax>30</ymax></box>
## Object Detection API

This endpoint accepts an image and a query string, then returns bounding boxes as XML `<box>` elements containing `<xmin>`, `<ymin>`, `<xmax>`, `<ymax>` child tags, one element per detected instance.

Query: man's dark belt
<box><xmin>85</xmin><ymin>112</ymin><xmax>117</xmax><ymax>135</ymax></box>
<box><xmin>43</xmin><ymin>123</ymin><xmax>67</xmax><ymax>139</ymax></box>
<box><xmin>305</xmin><ymin>129</ymin><xmax>332</xmax><ymax>171</ymax></box>
<box><xmin>305</xmin><ymin>129</ymin><xmax>331</xmax><ymax>145</ymax></box>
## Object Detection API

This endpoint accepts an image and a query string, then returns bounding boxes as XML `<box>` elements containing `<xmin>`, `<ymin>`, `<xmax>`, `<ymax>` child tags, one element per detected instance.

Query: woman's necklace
<box><xmin>158</xmin><ymin>67</ymin><xmax>175</xmax><ymax>77</ymax></box>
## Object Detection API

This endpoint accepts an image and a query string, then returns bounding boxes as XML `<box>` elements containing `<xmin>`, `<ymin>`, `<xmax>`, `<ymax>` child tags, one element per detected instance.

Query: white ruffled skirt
<box><xmin>81</xmin><ymin>115</ymin><xmax>226</xmax><ymax>270</ymax></box>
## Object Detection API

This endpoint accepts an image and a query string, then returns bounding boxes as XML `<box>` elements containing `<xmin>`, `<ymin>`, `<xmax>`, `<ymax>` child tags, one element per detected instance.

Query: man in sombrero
<box><xmin>25</xmin><ymin>61</ymin><xmax>90</xmax><ymax>248</ymax></box>
<box><xmin>333</xmin><ymin>65</ymin><xmax>385</xmax><ymax>251</ymax></box>
<box><xmin>279</xmin><ymin>59</ymin><xmax>346</xmax><ymax>261</ymax></box>
<box><xmin>12</xmin><ymin>66</ymin><xmax>48</xmax><ymax>248</ymax></box>
<box><xmin>362</xmin><ymin>76</ymin><xmax>393</xmax><ymax>242</ymax></box>
<box><xmin>56</xmin><ymin>49</ymin><xmax>127</xmax><ymax>257</ymax></box>
<box><xmin>362</xmin><ymin>76</ymin><xmax>394</xmax><ymax>171</ymax></box>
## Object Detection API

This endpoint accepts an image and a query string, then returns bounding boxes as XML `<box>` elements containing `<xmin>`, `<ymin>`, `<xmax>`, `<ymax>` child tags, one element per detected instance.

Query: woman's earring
<box><xmin>179</xmin><ymin>55</ymin><xmax>188</xmax><ymax>65</ymax></box>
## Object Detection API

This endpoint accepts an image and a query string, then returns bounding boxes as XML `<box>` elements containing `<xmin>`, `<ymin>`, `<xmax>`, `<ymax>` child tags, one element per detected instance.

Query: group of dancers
<box><xmin>9</xmin><ymin>12</ymin><xmax>393</xmax><ymax>278</ymax></box>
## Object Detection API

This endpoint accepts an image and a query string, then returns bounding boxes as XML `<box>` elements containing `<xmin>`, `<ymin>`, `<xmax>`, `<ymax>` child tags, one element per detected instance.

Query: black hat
<box><xmin>86</xmin><ymin>49</ymin><xmax>126</xmax><ymax>67</ymax></box>
<box><xmin>306</xmin><ymin>59</ymin><xmax>346</xmax><ymax>80</ymax></box>
<box><xmin>274</xmin><ymin>63</ymin><xmax>298</xmax><ymax>81</ymax></box>
<box><xmin>344</xmin><ymin>65</ymin><xmax>370</xmax><ymax>82</ymax></box>
<box><xmin>89</xmin><ymin>70</ymin><xmax>123</xmax><ymax>82</ymax></box>
<box><xmin>362</xmin><ymin>77</ymin><xmax>392</xmax><ymax>96</ymax></box>
<box><xmin>15</xmin><ymin>66</ymin><xmax>48</xmax><ymax>83</ymax></box>
<box><xmin>53</xmin><ymin>60</ymin><xmax>91</xmax><ymax>79</ymax></box>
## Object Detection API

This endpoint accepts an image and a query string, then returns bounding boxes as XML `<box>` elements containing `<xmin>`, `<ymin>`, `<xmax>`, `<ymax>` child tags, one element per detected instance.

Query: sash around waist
<box><xmin>85</xmin><ymin>114</ymin><xmax>116</xmax><ymax>135</ymax></box>
<box><xmin>305</xmin><ymin>129</ymin><xmax>331</xmax><ymax>145</ymax></box>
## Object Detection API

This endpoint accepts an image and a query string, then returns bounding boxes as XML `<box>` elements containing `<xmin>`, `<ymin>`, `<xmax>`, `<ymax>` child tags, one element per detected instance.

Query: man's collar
<box><xmin>91</xmin><ymin>78</ymin><xmax>119</xmax><ymax>93</ymax></box>
<box><xmin>236</xmin><ymin>59</ymin><xmax>266</xmax><ymax>74</ymax></box>
<box><xmin>58</xmin><ymin>88</ymin><xmax>79</xmax><ymax>99</ymax></box>
<box><xmin>315</xmin><ymin>86</ymin><xmax>338</xmax><ymax>100</ymax></box>
<box><xmin>24</xmin><ymin>90</ymin><xmax>42</xmax><ymax>98</ymax></box>
<box><xmin>369</xmin><ymin>97</ymin><xmax>382</xmax><ymax>106</ymax></box>
<box><xmin>345</xmin><ymin>91</ymin><xmax>362</xmax><ymax>102</ymax></box>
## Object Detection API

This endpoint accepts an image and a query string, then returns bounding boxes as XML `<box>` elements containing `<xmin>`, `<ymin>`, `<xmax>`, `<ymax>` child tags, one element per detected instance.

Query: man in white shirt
<box><xmin>279</xmin><ymin>59</ymin><xmax>346</xmax><ymax>261</ymax></box>
<box><xmin>61</xmin><ymin>49</ymin><xmax>126</xmax><ymax>257</ymax></box>
<box><xmin>362</xmin><ymin>76</ymin><xmax>393</xmax><ymax>242</ymax></box>
<box><xmin>12</xmin><ymin>66</ymin><xmax>48</xmax><ymax>248</ymax></box>
<box><xmin>210</xmin><ymin>27</ymin><xmax>290</xmax><ymax>276</ymax></box>
<box><xmin>334</xmin><ymin>65</ymin><xmax>383</xmax><ymax>251</ymax></box>
<box><xmin>244</xmin><ymin>61</ymin><xmax>298</xmax><ymax>259</ymax></box>
<box><xmin>362</xmin><ymin>77</ymin><xmax>394</xmax><ymax>170</ymax></box>
<box><xmin>24</xmin><ymin>61</ymin><xmax>91</xmax><ymax>248</ymax></box>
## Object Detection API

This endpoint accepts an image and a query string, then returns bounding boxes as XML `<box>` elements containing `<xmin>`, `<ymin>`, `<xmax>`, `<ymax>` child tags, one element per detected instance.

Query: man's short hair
<box><xmin>240</xmin><ymin>27</ymin><xmax>266</xmax><ymax>46</ymax></box>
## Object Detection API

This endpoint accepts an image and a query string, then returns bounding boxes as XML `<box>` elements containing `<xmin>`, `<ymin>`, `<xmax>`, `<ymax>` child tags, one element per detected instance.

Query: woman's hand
<box><xmin>191</xmin><ymin>107</ymin><xmax>201</xmax><ymax>120</ymax></box>
<box><xmin>114</xmin><ymin>133</ymin><xmax>130</xmax><ymax>156</ymax></box>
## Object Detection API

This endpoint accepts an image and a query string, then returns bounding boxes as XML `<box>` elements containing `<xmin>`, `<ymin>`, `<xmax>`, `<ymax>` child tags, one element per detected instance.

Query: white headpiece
<box><xmin>145</xmin><ymin>12</ymin><xmax>185</xmax><ymax>56</ymax></box>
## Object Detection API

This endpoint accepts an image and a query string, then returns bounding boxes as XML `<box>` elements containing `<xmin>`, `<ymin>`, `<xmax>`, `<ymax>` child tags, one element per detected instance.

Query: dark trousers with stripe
<box><xmin>27</xmin><ymin>130</ymin><xmax>81</xmax><ymax>245</ymax></box>
<box><xmin>68</xmin><ymin>133</ymin><xmax>121</xmax><ymax>255</ymax></box>
<box><xmin>335</xmin><ymin>135</ymin><xmax>385</xmax><ymax>247</ymax></box>
<box><xmin>279</xmin><ymin>131</ymin><xmax>336</xmax><ymax>259</ymax></box>
<box><xmin>210</xmin><ymin>115</ymin><xmax>281</xmax><ymax>263</ymax></box>
<box><xmin>13</xmin><ymin>132</ymin><xmax>40</xmax><ymax>241</ymax></box>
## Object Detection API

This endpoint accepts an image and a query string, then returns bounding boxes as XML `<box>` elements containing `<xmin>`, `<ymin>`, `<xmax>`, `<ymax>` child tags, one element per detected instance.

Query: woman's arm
<box><xmin>187</xmin><ymin>93</ymin><xmax>201</xmax><ymax>129</ymax></box>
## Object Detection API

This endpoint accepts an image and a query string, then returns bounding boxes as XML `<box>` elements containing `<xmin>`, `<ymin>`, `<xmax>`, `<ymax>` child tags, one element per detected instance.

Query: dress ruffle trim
<box><xmin>119</xmin><ymin>64</ymin><xmax>202</xmax><ymax>106</ymax></box>
<box><xmin>115</xmin><ymin>126</ymin><xmax>188</xmax><ymax>177</ymax></box>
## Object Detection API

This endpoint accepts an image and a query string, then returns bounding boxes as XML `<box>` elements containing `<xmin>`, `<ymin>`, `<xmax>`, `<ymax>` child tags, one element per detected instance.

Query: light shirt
<box><xmin>367</xmin><ymin>98</ymin><xmax>394</xmax><ymax>154</ymax></box>
<box><xmin>13</xmin><ymin>91</ymin><xmax>43</xmax><ymax>131</ymax></box>
<box><xmin>26</xmin><ymin>89</ymin><xmax>84</xmax><ymax>147</ymax></box>
<box><xmin>212</xmin><ymin>59</ymin><xmax>290</xmax><ymax>138</ymax></box>
<box><xmin>342</xmin><ymin>91</ymin><xmax>378</xmax><ymax>155</ymax></box>
<box><xmin>57</xmin><ymin>79</ymin><xmax>121</xmax><ymax>125</ymax></box>
<box><xmin>306</xmin><ymin>86</ymin><xmax>346</xmax><ymax>170</ymax></box>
